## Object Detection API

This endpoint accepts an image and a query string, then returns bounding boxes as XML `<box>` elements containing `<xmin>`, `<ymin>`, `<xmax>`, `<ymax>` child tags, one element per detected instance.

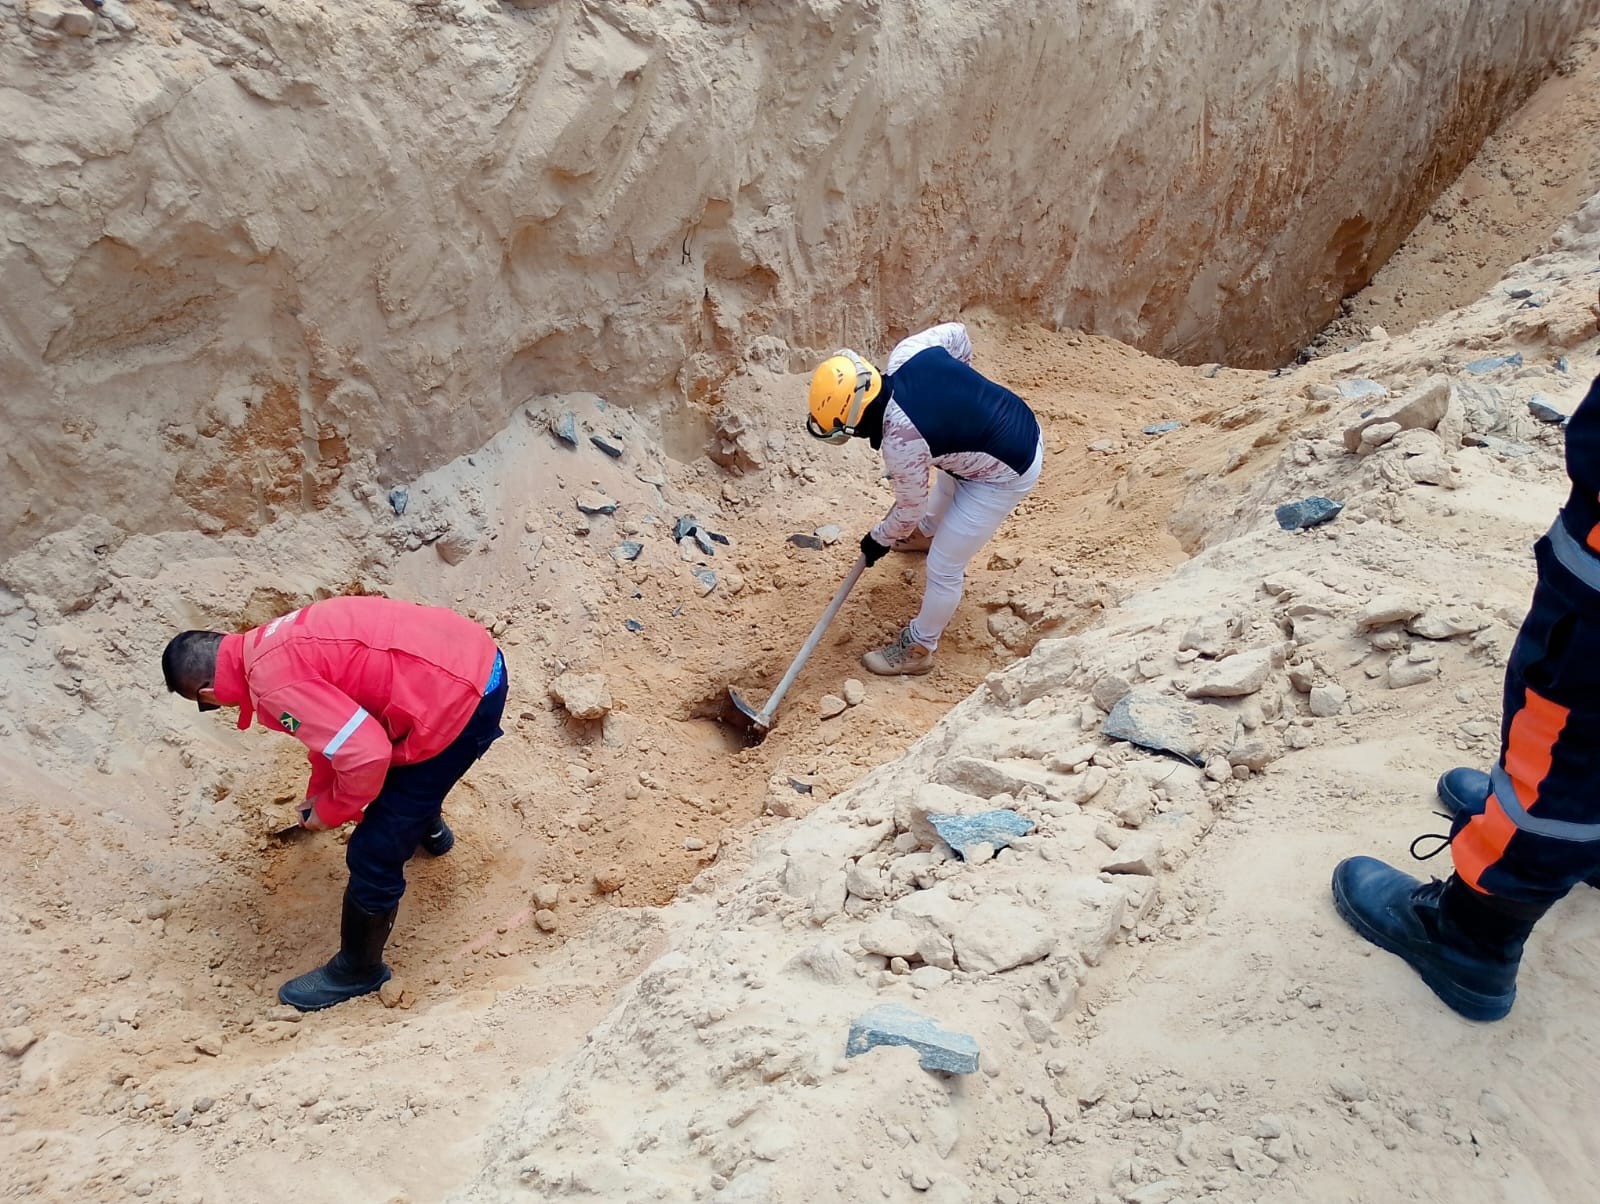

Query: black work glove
<box><xmin>860</xmin><ymin>532</ymin><xmax>890</xmax><ymax>567</ymax></box>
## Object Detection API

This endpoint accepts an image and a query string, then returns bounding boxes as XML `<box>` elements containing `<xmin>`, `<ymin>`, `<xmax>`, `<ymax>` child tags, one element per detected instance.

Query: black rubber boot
<box><xmin>1331</xmin><ymin>857</ymin><xmax>1542</xmax><ymax>1021</ymax></box>
<box><xmin>278</xmin><ymin>891</ymin><xmax>396</xmax><ymax>1012</ymax></box>
<box><xmin>1434</xmin><ymin>768</ymin><xmax>1600</xmax><ymax>889</ymax></box>
<box><xmin>419</xmin><ymin>819</ymin><xmax>454</xmax><ymax>858</ymax></box>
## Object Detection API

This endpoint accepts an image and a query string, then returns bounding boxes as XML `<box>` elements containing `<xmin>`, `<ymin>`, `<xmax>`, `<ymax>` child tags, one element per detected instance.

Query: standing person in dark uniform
<box><xmin>1333</xmin><ymin>372</ymin><xmax>1600</xmax><ymax>1021</ymax></box>
<box><xmin>805</xmin><ymin>322</ymin><xmax>1044</xmax><ymax>677</ymax></box>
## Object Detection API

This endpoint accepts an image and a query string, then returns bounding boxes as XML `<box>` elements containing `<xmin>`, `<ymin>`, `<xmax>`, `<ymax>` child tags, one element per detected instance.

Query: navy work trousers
<box><xmin>1451</xmin><ymin>532</ymin><xmax>1600</xmax><ymax>907</ymax></box>
<box><xmin>346</xmin><ymin>667</ymin><xmax>507</xmax><ymax>912</ymax></box>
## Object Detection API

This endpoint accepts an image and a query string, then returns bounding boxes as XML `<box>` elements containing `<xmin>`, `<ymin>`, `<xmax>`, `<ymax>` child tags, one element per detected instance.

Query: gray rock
<box><xmin>1528</xmin><ymin>397</ymin><xmax>1568</xmax><ymax>425</ymax></box>
<box><xmin>551</xmin><ymin>411</ymin><xmax>579</xmax><ymax>446</ymax></box>
<box><xmin>694</xmin><ymin>569</ymin><xmax>718</xmax><ymax>596</ymax></box>
<box><xmin>387</xmin><ymin>487</ymin><xmax>409</xmax><ymax>516</ymax></box>
<box><xmin>927</xmin><ymin>810</ymin><xmax>1034</xmax><ymax>859</ymax></box>
<box><xmin>1337</xmin><ymin>378</ymin><xmax>1387</xmax><ymax>400</ymax></box>
<box><xmin>1462</xmin><ymin>433</ymin><xmax>1535</xmax><ymax>457</ymax></box>
<box><xmin>589</xmin><ymin>433</ymin><xmax>624</xmax><ymax>458</ymax></box>
<box><xmin>1308</xmin><ymin>683</ymin><xmax>1347</xmax><ymax>717</ymax></box>
<box><xmin>1142</xmin><ymin>420</ymin><xmax>1182</xmax><ymax>435</ymax></box>
<box><xmin>845</xmin><ymin>1003</ymin><xmax>979</xmax><ymax>1074</ymax></box>
<box><xmin>624</xmin><ymin>618</ymin><xmax>644</xmax><ymax>633</ymax></box>
<box><xmin>815</xmin><ymin>524</ymin><xmax>843</xmax><ymax>545</ymax></box>
<box><xmin>1103</xmin><ymin>688</ymin><xmax>1230</xmax><ymax>763</ymax></box>
<box><xmin>1201</xmin><ymin>363</ymin><xmax>1222</xmax><ymax>378</ymax></box>
<box><xmin>787</xmin><ymin>534</ymin><xmax>824</xmax><ymax>550</ymax></box>
<box><xmin>1186</xmin><ymin>648</ymin><xmax>1273</xmax><ymax>698</ymax></box>
<box><xmin>1274</xmin><ymin>497</ymin><xmax>1343</xmax><ymax>531</ymax></box>
<box><xmin>576</xmin><ymin>492</ymin><xmax>619</xmax><ymax>516</ymax></box>
<box><xmin>611</xmin><ymin>541</ymin><xmax>644</xmax><ymax>562</ymax></box>
<box><xmin>1463</xmin><ymin>352</ymin><xmax>1522</xmax><ymax>375</ymax></box>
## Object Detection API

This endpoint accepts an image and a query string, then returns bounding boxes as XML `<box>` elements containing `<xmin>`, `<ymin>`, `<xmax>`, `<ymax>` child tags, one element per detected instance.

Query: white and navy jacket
<box><xmin>870</xmin><ymin>323</ymin><xmax>1042</xmax><ymax>545</ymax></box>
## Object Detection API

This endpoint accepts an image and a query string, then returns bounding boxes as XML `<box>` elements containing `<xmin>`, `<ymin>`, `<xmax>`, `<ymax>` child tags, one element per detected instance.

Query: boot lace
<box><xmin>1409</xmin><ymin>810</ymin><xmax>1454</xmax><ymax>863</ymax></box>
<box><xmin>882</xmin><ymin>628</ymin><xmax>917</xmax><ymax>666</ymax></box>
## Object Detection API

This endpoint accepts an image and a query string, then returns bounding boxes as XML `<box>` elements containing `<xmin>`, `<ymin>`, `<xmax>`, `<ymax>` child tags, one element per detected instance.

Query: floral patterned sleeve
<box><xmin>884</xmin><ymin>322</ymin><xmax>973</xmax><ymax>373</ymax></box>
<box><xmin>870</xmin><ymin>411</ymin><xmax>933</xmax><ymax>545</ymax></box>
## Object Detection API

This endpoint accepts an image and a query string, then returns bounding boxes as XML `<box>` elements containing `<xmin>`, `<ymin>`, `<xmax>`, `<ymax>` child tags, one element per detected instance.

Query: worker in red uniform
<box><xmin>1333</xmin><ymin>371</ymin><xmax>1600</xmax><ymax>1021</ymax></box>
<box><xmin>161</xmin><ymin>595</ymin><xmax>507</xmax><ymax>1011</ymax></box>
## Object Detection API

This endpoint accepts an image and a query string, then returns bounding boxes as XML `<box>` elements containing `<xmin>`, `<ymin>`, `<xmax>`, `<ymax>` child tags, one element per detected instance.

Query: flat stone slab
<box><xmin>1463</xmin><ymin>352</ymin><xmax>1522</xmax><ymax>375</ymax></box>
<box><xmin>927</xmin><ymin>809</ymin><xmax>1034</xmax><ymax>858</ymax></box>
<box><xmin>846</xmin><ymin>1004</ymin><xmax>979</xmax><ymax>1074</ymax></box>
<box><xmin>1274</xmin><ymin>496</ymin><xmax>1343</xmax><ymax>531</ymax></box>
<box><xmin>1103</xmin><ymin>687</ymin><xmax>1232</xmax><ymax>763</ymax></box>
<box><xmin>550</xmin><ymin>411</ymin><xmax>579</xmax><ymax>446</ymax></box>
<box><xmin>1337</xmin><ymin>378</ymin><xmax>1387</xmax><ymax>400</ymax></box>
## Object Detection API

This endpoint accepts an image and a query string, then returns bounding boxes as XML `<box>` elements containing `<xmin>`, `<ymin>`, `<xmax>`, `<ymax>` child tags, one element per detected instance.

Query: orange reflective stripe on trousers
<box><xmin>1453</xmin><ymin>688</ymin><xmax>1570</xmax><ymax>892</ymax></box>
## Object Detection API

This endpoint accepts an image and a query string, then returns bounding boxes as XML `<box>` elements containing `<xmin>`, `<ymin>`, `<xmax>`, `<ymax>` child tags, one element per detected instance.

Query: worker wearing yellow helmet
<box><xmin>807</xmin><ymin>322</ymin><xmax>1043</xmax><ymax>676</ymax></box>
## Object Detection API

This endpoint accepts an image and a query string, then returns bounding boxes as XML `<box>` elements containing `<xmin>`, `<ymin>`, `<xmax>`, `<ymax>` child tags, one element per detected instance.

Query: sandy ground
<box><xmin>4</xmin><ymin>24</ymin><xmax>1600</xmax><ymax>1204</ymax></box>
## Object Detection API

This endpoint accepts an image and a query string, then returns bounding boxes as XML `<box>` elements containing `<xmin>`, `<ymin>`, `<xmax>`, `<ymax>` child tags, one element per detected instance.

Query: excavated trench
<box><xmin>4</xmin><ymin>2</ymin><xmax>1600</xmax><ymax>1202</ymax></box>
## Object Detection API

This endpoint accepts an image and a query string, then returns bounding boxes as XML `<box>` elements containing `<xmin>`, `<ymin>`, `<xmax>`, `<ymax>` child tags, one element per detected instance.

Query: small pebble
<box><xmin>534</xmin><ymin>909</ymin><xmax>559</xmax><ymax>933</ymax></box>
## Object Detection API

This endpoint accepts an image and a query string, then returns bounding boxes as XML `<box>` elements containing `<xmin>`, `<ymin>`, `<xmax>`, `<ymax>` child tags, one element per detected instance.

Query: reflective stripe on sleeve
<box><xmin>323</xmin><ymin>707</ymin><xmax>371</xmax><ymax>757</ymax></box>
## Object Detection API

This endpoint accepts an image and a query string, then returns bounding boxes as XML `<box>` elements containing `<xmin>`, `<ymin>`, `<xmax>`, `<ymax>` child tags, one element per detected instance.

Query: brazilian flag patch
<box><xmin>279</xmin><ymin>711</ymin><xmax>301</xmax><ymax>733</ymax></box>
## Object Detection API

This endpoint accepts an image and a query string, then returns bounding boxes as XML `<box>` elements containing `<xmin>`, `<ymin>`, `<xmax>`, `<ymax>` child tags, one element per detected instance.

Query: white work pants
<box><xmin>907</xmin><ymin>440</ymin><xmax>1043</xmax><ymax>650</ymax></box>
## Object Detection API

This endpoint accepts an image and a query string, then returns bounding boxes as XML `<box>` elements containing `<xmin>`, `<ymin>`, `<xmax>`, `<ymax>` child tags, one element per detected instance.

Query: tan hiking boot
<box><xmin>892</xmin><ymin>530</ymin><xmax>933</xmax><ymax>554</ymax></box>
<box><xmin>862</xmin><ymin>627</ymin><xmax>934</xmax><ymax>676</ymax></box>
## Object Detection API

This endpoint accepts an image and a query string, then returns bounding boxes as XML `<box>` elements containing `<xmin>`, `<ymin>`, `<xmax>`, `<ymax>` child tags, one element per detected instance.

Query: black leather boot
<box><xmin>419</xmin><ymin>818</ymin><xmax>455</xmax><ymax>857</ymax></box>
<box><xmin>278</xmin><ymin>890</ymin><xmax>396</xmax><ymax>1012</ymax></box>
<box><xmin>1331</xmin><ymin>858</ymin><xmax>1544</xmax><ymax>1021</ymax></box>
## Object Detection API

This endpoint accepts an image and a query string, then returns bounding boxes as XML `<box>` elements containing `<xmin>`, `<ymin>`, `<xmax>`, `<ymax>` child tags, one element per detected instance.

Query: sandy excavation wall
<box><xmin>2</xmin><ymin>0</ymin><xmax>1596</xmax><ymax>569</ymax></box>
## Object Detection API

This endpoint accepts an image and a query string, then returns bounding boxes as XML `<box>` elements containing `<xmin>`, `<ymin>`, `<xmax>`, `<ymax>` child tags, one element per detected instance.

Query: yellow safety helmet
<box><xmin>806</xmin><ymin>349</ymin><xmax>882</xmax><ymax>444</ymax></box>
